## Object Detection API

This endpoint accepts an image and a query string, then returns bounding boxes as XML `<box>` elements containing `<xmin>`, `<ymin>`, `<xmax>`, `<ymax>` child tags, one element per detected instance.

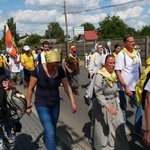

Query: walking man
<box><xmin>115</xmin><ymin>35</ymin><xmax>144</xmax><ymax>137</ymax></box>
<box><xmin>21</xmin><ymin>45</ymin><xmax>36</xmax><ymax>87</ymax></box>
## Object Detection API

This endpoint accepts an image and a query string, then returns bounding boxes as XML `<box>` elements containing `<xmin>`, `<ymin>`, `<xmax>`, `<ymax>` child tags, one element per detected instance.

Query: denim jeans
<box><xmin>119</xmin><ymin>91</ymin><xmax>144</xmax><ymax>131</ymax></box>
<box><xmin>36</xmin><ymin>103</ymin><xmax>60</xmax><ymax>150</ymax></box>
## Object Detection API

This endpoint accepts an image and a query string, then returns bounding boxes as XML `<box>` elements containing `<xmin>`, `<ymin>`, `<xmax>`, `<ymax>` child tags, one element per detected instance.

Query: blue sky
<box><xmin>0</xmin><ymin>0</ymin><xmax>150</xmax><ymax>38</ymax></box>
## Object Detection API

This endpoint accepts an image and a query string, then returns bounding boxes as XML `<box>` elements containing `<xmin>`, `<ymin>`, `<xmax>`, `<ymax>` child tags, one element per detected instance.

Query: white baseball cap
<box><xmin>23</xmin><ymin>45</ymin><xmax>30</xmax><ymax>51</ymax></box>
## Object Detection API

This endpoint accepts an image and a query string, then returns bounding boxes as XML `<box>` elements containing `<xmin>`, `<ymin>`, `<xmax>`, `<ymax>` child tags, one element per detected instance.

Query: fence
<box><xmin>52</xmin><ymin>36</ymin><xmax>150</xmax><ymax>65</ymax></box>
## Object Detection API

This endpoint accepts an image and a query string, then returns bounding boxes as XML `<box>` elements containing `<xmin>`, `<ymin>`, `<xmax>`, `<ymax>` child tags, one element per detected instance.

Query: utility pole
<box><xmin>64</xmin><ymin>1</ymin><xmax>69</xmax><ymax>56</ymax></box>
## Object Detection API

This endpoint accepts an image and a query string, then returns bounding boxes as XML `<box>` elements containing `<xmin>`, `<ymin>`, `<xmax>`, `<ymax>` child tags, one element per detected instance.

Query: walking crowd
<box><xmin>0</xmin><ymin>35</ymin><xmax>150</xmax><ymax>150</ymax></box>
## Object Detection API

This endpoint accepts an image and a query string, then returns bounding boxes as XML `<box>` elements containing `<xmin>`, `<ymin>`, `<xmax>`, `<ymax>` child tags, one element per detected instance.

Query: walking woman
<box><xmin>26</xmin><ymin>51</ymin><xmax>77</xmax><ymax>150</ymax></box>
<box><xmin>92</xmin><ymin>54</ymin><xmax>129</xmax><ymax>150</ymax></box>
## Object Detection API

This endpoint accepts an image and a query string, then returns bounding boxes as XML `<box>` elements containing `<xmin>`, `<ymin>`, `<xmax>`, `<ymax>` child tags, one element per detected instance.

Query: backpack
<box><xmin>84</xmin><ymin>73</ymin><xmax>97</xmax><ymax>106</ymax></box>
<box><xmin>6</xmin><ymin>89</ymin><xmax>27</xmax><ymax>122</ymax></box>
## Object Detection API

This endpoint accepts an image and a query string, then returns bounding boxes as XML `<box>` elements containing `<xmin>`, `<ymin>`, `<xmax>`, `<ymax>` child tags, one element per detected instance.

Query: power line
<box><xmin>67</xmin><ymin>0</ymin><xmax>150</xmax><ymax>14</ymax></box>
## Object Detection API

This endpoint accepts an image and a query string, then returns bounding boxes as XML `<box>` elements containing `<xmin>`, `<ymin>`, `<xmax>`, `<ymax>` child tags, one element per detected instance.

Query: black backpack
<box><xmin>6</xmin><ymin>89</ymin><xmax>27</xmax><ymax>122</ymax></box>
<box><xmin>0</xmin><ymin>74</ymin><xmax>27</xmax><ymax>122</ymax></box>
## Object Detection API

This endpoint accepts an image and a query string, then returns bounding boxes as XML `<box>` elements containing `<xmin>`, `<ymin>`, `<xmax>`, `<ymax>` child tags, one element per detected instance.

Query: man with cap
<box><xmin>64</xmin><ymin>45</ymin><xmax>80</xmax><ymax>95</ymax></box>
<box><xmin>21</xmin><ymin>45</ymin><xmax>36</xmax><ymax>87</ymax></box>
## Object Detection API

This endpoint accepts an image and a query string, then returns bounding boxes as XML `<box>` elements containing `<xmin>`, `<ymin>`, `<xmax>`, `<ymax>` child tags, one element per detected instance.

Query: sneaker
<box><xmin>125</xmin><ymin>126</ymin><xmax>131</xmax><ymax>135</ymax></box>
<box><xmin>133</xmin><ymin>129</ymin><xmax>145</xmax><ymax>138</ymax></box>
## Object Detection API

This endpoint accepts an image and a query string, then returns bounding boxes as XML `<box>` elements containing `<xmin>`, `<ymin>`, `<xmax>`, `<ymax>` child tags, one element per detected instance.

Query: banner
<box><xmin>5</xmin><ymin>24</ymin><xmax>17</xmax><ymax>58</ymax></box>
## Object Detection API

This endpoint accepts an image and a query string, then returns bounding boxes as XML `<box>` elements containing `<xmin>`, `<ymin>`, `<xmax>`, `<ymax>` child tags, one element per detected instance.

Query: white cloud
<box><xmin>11</xmin><ymin>9</ymin><xmax>60</xmax><ymax>24</ymax></box>
<box><xmin>112</xmin><ymin>6</ymin><xmax>143</xmax><ymax>20</ymax></box>
<box><xmin>126</xmin><ymin>19</ymin><xmax>146</xmax><ymax>30</ymax></box>
<box><xmin>25</xmin><ymin>0</ymin><xmax>88</xmax><ymax>7</ymax></box>
<box><xmin>0</xmin><ymin>0</ymin><xmax>149</xmax><ymax>39</ymax></box>
<box><xmin>111</xmin><ymin>0</ymin><xmax>133</xmax><ymax>4</ymax></box>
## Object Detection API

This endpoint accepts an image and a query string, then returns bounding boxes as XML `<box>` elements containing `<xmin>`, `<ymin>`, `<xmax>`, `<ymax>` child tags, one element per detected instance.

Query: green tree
<box><xmin>97</xmin><ymin>15</ymin><xmax>129</xmax><ymax>39</ymax></box>
<box><xmin>2</xmin><ymin>17</ymin><xmax>19</xmax><ymax>46</ymax></box>
<box><xmin>0</xmin><ymin>39</ymin><xmax>5</xmax><ymax>51</ymax></box>
<box><xmin>24</xmin><ymin>34</ymin><xmax>42</xmax><ymax>46</ymax></box>
<box><xmin>45</xmin><ymin>22</ymin><xmax>64</xmax><ymax>43</ymax></box>
<box><xmin>127</xmin><ymin>27</ymin><xmax>137</xmax><ymax>36</ymax></box>
<box><xmin>139</xmin><ymin>25</ymin><xmax>150</xmax><ymax>36</ymax></box>
<box><xmin>81</xmin><ymin>22</ymin><xmax>95</xmax><ymax>31</ymax></box>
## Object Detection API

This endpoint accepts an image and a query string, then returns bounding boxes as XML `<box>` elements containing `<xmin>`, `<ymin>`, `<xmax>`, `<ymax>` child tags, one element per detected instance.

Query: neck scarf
<box><xmin>122</xmin><ymin>48</ymin><xmax>137</xmax><ymax>62</ymax></box>
<box><xmin>97</xmin><ymin>67</ymin><xmax>117</xmax><ymax>87</ymax></box>
<box><xmin>69</xmin><ymin>53</ymin><xmax>78</xmax><ymax>63</ymax></box>
<box><xmin>113</xmin><ymin>52</ymin><xmax>117</xmax><ymax>58</ymax></box>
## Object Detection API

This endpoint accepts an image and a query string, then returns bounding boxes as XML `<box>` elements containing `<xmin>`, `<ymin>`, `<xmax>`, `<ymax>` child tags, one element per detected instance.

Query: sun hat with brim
<box><xmin>23</xmin><ymin>45</ymin><xmax>30</xmax><ymax>51</ymax></box>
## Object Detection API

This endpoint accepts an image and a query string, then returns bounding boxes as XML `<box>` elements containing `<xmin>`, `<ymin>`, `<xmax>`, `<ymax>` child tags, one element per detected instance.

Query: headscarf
<box><xmin>97</xmin><ymin>67</ymin><xmax>117</xmax><ymax>87</ymax></box>
<box><xmin>45</xmin><ymin>51</ymin><xmax>61</xmax><ymax>63</ymax></box>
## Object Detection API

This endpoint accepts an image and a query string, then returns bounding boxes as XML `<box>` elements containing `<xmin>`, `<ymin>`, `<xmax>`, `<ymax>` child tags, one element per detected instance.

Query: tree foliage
<box><xmin>97</xmin><ymin>15</ymin><xmax>131</xmax><ymax>39</ymax></box>
<box><xmin>0</xmin><ymin>39</ymin><xmax>4</xmax><ymax>50</ymax></box>
<box><xmin>24</xmin><ymin>34</ymin><xmax>42</xmax><ymax>46</ymax></box>
<box><xmin>2</xmin><ymin>17</ymin><xmax>19</xmax><ymax>47</ymax></box>
<box><xmin>81</xmin><ymin>22</ymin><xmax>95</xmax><ymax>31</ymax></box>
<box><xmin>138</xmin><ymin>25</ymin><xmax>150</xmax><ymax>36</ymax></box>
<box><xmin>45</xmin><ymin>22</ymin><xmax>64</xmax><ymax>43</ymax></box>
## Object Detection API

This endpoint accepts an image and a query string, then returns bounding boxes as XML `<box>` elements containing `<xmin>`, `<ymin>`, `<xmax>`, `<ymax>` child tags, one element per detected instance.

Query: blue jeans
<box><xmin>119</xmin><ymin>91</ymin><xmax>144</xmax><ymax>131</ymax></box>
<box><xmin>36</xmin><ymin>103</ymin><xmax>60</xmax><ymax>150</ymax></box>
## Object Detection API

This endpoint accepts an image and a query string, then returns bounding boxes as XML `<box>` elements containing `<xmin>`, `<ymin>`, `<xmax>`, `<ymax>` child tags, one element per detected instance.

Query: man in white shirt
<box><xmin>115</xmin><ymin>35</ymin><xmax>144</xmax><ymax>137</ymax></box>
<box><xmin>40</xmin><ymin>41</ymin><xmax>52</xmax><ymax>64</ymax></box>
<box><xmin>8</xmin><ymin>54</ymin><xmax>21</xmax><ymax>85</ymax></box>
<box><xmin>143</xmin><ymin>79</ymin><xmax>150</xmax><ymax>145</ymax></box>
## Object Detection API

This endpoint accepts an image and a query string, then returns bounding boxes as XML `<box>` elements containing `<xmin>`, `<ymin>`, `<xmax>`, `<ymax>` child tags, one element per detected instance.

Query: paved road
<box><xmin>15</xmin><ymin>66</ymin><xmax>150</xmax><ymax>150</ymax></box>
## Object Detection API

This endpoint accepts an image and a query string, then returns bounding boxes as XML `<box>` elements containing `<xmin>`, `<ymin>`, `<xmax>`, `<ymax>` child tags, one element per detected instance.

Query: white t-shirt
<box><xmin>115</xmin><ymin>51</ymin><xmax>141</xmax><ymax>91</ymax></box>
<box><xmin>41</xmin><ymin>51</ymin><xmax>46</xmax><ymax>64</ymax></box>
<box><xmin>9</xmin><ymin>56</ymin><xmax>20</xmax><ymax>73</ymax></box>
<box><xmin>19</xmin><ymin>54</ymin><xmax>23</xmax><ymax>70</ymax></box>
<box><xmin>144</xmin><ymin>79</ymin><xmax>150</xmax><ymax>92</ymax></box>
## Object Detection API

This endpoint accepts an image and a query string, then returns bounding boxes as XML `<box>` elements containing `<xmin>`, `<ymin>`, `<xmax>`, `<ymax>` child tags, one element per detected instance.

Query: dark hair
<box><xmin>36</xmin><ymin>47</ymin><xmax>43</xmax><ymax>52</ymax></box>
<box><xmin>123</xmin><ymin>35</ymin><xmax>134</xmax><ymax>42</ymax></box>
<box><xmin>42</xmin><ymin>41</ymin><xmax>50</xmax><ymax>47</ymax></box>
<box><xmin>114</xmin><ymin>44</ymin><xmax>121</xmax><ymax>49</ymax></box>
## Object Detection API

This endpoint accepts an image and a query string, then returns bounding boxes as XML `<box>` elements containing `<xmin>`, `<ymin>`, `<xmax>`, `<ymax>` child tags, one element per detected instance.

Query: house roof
<box><xmin>84</xmin><ymin>31</ymin><xmax>98</xmax><ymax>41</ymax></box>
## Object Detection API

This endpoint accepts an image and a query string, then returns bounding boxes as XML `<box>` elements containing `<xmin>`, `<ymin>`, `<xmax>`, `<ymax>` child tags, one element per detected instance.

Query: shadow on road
<box><xmin>15</xmin><ymin>133</ymin><xmax>43</xmax><ymax>150</ymax></box>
